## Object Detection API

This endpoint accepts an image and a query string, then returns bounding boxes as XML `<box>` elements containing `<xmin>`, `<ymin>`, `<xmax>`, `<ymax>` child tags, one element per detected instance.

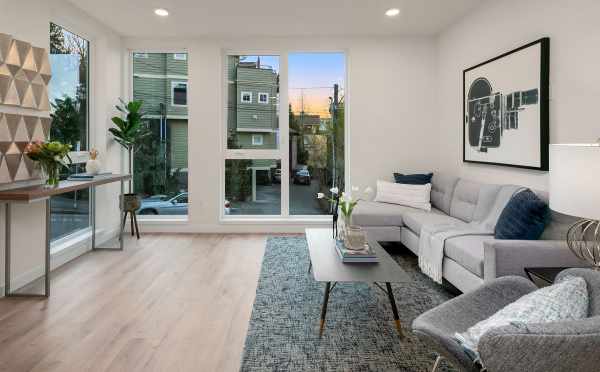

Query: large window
<box><xmin>49</xmin><ymin>23</ymin><xmax>90</xmax><ymax>241</ymax></box>
<box><xmin>289</xmin><ymin>53</ymin><xmax>345</xmax><ymax>215</ymax></box>
<box><xmin>132</xmin><ymin>52</ymin><xmax>189</xmax><ymax>216</ymax></box>
<box><xmin>223</xmin><ymin>52</ymin><xmax>345</xmax><ymax>217</ymax></box>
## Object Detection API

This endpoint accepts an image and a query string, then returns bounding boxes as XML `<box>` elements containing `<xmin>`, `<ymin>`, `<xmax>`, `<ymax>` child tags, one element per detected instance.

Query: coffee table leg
<box><xmin>385</xmin><ymin>282</ymin><xmax>404</xmax><ymax>338</ymax></box>
<box><xmin>320</xmin><ymin>282</ymin><xmax>331</xmax><ymax>337</ymax></box>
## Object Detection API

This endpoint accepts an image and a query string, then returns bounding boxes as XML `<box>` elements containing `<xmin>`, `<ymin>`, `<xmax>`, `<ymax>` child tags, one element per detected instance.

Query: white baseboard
<box><xmin>0</xmin><ymin>227</ymin><xmax>121</xmax><ymax>296</ymax></box>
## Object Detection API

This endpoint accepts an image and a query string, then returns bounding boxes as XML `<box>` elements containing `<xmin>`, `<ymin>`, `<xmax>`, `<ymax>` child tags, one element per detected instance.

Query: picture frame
<box><xmin>463</xmin><ymin>38</ymin><xmax>550</xmax><ymax>171</ymax></box>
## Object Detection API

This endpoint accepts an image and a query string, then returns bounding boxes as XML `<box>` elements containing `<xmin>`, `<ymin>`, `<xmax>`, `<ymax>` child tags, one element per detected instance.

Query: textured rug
<box><xmin>240</xmin><ymin>236</ymin><xmax>458</xmax><ymax>372</ymax></box>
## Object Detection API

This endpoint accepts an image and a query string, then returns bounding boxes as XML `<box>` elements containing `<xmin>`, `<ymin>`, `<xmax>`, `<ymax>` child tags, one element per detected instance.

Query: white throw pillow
<box><xmin>455</xmin><ymin>275</ymin><xmax>589</xmax><ymax>361</ymax></box>
<box><xmin>374</xmin><ymin>180</ymin><xmax>431</xmax><ymax>211</ymax></box>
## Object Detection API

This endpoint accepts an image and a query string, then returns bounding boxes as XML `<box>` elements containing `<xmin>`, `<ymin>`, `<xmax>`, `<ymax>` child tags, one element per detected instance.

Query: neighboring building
<box><xmin>227</xmin><ymin>56</ymin><xmax>278</xmax><ymax>198</ymax></box>
<box><xmin>227</xmin><ymin>56</ymin><xmax>278</xmax><ymax>150</ymax></box>
<box><xmin>132</xmin><ymin>52</ymin><xmax>188</xmax><ymax>171</ymax></box>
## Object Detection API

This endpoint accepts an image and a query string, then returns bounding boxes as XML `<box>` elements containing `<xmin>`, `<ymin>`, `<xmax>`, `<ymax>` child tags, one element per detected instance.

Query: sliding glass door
<box><xmin>223</xmin><ymin>52</ymin><xmax>345</xmax><ymax>218</ymax></box>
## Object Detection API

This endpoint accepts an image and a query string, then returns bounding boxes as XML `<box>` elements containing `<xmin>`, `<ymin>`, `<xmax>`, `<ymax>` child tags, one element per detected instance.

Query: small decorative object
<box><xmin>317</xmin><ymin>186</ymin><xmax>373</xmax><ymax>244</ymax></box>
<box><xmin>463</xmin><ymin>38</ymin><xmax>549</xmax><ymax>171</ymax></box>
<box><xmin>24</xmin><ymin>140</ymin><xmax>71</xmax><ymax>188</ymax></box>
<box><xmin>549</xmin><ymin>143</ymin><xmax>600</xmax><ymax>270</ymax></box>
<box><xmin>85</xmin><ymin>148</ymin><xmax>101</xmax><ymax>175</ymax></box>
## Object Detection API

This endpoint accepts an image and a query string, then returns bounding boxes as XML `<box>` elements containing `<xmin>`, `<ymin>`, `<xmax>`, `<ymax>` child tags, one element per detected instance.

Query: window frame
<box><xmin>240</xmin><ymin>91</ymin><xmax>253</xmax><ymax>103</ymax></box>
<box><xmin>171</xmin><ymin>81</ymin><xmax>188</xmax><ymax>107</ymax></box>
<box><xmin>258</xmin><ymin>92</ymin><xmax>269</xmax><ymax>104</ymax></box>
<box><xmin>134</xmin><ymin>52</ymin><xmax>148</xmax><ymax>58</ymax></box>
<box><xmin>221</xmin><ymin>50</ymin><xmax>348</xmax><ymax>222</ymax></box>
<box><xmin>48</xmin><ymin>22</ymin><xmax>93</xmax><ymax>245</ymax></box>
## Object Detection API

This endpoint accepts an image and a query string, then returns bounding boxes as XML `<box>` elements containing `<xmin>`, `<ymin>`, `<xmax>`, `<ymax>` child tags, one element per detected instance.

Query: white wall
<box><xmin>0</xmin><ymin>0</ymin><xmax>123</xmax><ymax>292</ymax></box>
<box><xmin>123</xmin><ymin>36</ymin><xmax>438</xmax><ymax>232</ymax></box>
<box><xmin>436</xmin><ymin>0</ymin><xmax>600</xmax><ymax>190</ymax></box>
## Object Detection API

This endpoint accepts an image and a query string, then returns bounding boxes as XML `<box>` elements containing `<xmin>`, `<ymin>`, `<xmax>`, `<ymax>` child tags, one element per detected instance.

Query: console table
<box><xmin>0</xmin><ymin>174</ymin><xmax>130</xmax><ymax>297</ymax></box>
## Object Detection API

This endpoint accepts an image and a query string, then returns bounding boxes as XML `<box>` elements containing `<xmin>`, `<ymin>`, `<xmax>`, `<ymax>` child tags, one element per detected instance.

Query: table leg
<box><xmin>44</xmin><ymin>199</ymin><xmax>50</xmax><ymax>297</ymax></box>
<box><xmin>385</xmin><ymin>282</ymin><xmax>403</xmax><ymax>337</ymax></box>
<box><xmin>320</xmin><ymin>282</ymin><xmax>331</xmax><ymax>337</ymax></box>
<box><xmin>91</xmin><ymin>186</ymin><xmax>96</xmax><ymax>250</ymax></box>
<box><xmin>5</xmin><ymin>203</ymin><xmax>10</xmax><ymax>296</ymax></box>
<box><xmin>120</xmin><ymin>179</ymin><xmax>124</xmax><ymax>250</ymax></box>
<box><xmin>308</xmin><ymin>260</ymin><xmax>312</xmax><ymax>274</ymax></box>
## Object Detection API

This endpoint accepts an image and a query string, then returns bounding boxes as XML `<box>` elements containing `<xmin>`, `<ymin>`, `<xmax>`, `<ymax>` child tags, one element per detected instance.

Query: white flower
<box><xmin>364</xmin><ymin>186</ymin><xmax>374</xmax><ymax>194</ymax></box>
<box><xmin>351</xmin><ymin>185</ymin><xmax>359</xmax><ymax>192</ymax></box>
<box><xmin>317</xmin><ymin>192</ymin><xmax>325</xmax><ymax>199</ymax></box>
<box><xmin>330</xmin><ymin>187</ymin><xmax>339</xmax><ymax>194</ymax></box>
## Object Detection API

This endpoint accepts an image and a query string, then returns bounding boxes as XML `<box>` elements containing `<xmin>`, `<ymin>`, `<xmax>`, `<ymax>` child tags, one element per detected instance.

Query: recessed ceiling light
<box><xmin>385</xmin><ymin>8</ymin><xmax>400</xmax><ymax>17</ymax></box>
<box><xmin>154</xmin><ymin>8</ymin><xmax>169</xmax><ymax>17</ymax></box>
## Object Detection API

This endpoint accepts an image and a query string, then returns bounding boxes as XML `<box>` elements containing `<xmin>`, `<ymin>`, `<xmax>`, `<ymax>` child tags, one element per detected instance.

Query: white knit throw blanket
<box><xmin>418</xmin><ymin>185</ymin><xmax>523</xmax><ymax>284</ymax></box>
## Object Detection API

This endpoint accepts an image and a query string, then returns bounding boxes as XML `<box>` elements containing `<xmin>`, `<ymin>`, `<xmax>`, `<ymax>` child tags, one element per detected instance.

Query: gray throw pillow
<box><xmin>455</xmin><ymin>275</ymin><xmax>589</xmax><ymax>362</ymax></box>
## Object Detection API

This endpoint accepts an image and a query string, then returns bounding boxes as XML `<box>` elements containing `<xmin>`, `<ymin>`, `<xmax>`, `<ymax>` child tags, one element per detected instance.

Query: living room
<box><xmin>0</xmin><ymin>0</ymin><xmax>598</xmax><ymax>371</ymax></box>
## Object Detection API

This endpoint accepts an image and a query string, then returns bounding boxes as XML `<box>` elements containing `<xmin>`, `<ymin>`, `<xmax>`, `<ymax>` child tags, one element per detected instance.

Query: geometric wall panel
<box><xmin>0</xmin><ymin>33</ymin><xmax>52</xmax><ymax>185</ymax></box>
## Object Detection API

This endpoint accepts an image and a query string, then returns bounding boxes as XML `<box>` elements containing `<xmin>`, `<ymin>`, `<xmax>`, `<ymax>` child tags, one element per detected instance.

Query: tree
<box><xmin>50</xmin><ymin>96</ymin><xmax>81</xmax><ymax>147</ymax></box>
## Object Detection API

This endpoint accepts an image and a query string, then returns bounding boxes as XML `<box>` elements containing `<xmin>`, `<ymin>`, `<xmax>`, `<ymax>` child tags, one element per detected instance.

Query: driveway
<box><xmin>229</xmin><ymin>178</ymin><xmax>327</xmax><ymax>215</ymax></box>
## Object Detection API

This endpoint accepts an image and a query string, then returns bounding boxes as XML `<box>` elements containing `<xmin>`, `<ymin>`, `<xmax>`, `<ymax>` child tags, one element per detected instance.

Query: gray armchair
<box><xmin>412</xmin><ymin>268</ymin><xmax>600</xmax><ymax>372</ymax></box>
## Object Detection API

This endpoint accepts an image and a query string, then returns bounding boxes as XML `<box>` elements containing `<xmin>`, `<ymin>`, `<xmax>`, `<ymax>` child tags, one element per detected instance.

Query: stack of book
<box><xmin>67</xmin><ymin>172</ymin><xmax>112</xmax><ymax>181</ymax></box>
<box><xmin>335</xmin><ymin>240</ymin><xmax>379</xmax><ymax>263</ymax></box>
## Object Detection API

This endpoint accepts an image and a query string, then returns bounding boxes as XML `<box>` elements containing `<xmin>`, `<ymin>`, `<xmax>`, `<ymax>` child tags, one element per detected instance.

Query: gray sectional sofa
<box><xmin>353</xmin><ymin>173</ymin><xmax>585</xmax><ymax>293</ymax></box>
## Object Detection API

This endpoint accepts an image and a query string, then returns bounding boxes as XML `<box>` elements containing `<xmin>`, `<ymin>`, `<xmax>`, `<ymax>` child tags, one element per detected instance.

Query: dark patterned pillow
<box><xmin>495</xmin><ymin>189</ymin><xmax>549</xmax><ymax>240</ymax></box>
<box><xmin>393</xmin><ymin>172</ymin><xmax>433</xmax><ymax>185</ymax></box>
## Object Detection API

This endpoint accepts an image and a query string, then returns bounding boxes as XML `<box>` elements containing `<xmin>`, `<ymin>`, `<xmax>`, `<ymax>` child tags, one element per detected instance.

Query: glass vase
<box><xmin>41</xmin><ymin>162</ymin><xmax>60</xmax><ymax>188</ymax></box>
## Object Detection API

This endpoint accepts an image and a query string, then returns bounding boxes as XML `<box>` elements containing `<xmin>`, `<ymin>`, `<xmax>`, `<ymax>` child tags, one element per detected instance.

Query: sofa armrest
<box><xmin>483</xmin><ymin>239</ymin><xmax>585</xmax><ymax>281</ymax></box>
<box><xmin>478</xmin><ymin>318</ymin><xmax>600</xmax><ymax>372</ymax></box>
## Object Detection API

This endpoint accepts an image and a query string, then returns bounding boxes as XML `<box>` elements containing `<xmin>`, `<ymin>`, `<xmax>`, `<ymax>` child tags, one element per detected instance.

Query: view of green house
<box><xmin>132</xmin><ymin>52</ymin><xmax>189</xmax><ymax>199</ymax></box>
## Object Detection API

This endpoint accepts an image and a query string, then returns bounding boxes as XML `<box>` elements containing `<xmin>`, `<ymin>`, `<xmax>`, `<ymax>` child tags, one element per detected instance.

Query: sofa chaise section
<box><xmin>353</xmin><ymin>173</ymin><xmax>585</xmax><ymax>293</ymax></box>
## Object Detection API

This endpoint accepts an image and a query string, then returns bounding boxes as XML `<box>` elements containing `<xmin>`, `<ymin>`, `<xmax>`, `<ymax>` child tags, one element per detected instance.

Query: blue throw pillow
<box><xmin>495</xmin><ymin>189</ymin><xmax>549</xmax><ymax>240</ymax></box>
<box><xmin>393</xmin><ymin>172</ymin><xmax>433</xmax><ymax>185</ymax></box>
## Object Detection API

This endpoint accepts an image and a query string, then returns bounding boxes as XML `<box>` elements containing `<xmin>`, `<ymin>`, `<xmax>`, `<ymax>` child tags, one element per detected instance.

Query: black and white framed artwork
<box><xmin>463</xmin><ymin>38</ymin><xmax>549</xmax><ymax>171</ymax></box>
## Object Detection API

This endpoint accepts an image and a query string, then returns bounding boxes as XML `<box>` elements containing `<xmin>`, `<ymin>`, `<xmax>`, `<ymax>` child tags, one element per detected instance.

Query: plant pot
<box><xmin>85</xmin><ymin>158</ymin><xmax>101</xmax><ymax>175</ymax></box>
<box><xmin>121</xmin><ymin>193</ymin><xmax>142</xmax><ymax>212</ymax></box>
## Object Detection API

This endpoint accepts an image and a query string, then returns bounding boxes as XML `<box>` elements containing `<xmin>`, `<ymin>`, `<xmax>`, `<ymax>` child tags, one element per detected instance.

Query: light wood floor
<box><xmin>0</xmin><ymin>234</ymin><xmax>268</xmax><ymax>372</ymax></box>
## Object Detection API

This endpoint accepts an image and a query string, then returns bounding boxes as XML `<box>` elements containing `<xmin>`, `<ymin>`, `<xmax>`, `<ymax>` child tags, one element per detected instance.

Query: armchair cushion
<box><xmin>455</xmin><ymin>275</ymin><xmax>589</xmax><ymax>361</ymax></box>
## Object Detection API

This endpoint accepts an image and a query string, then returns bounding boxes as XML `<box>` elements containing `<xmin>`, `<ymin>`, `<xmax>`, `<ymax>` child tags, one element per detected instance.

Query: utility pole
<box><xmin>332</xmin><ymin>84</ymin><xmax>339</xmax><ymax>188</ymax></box>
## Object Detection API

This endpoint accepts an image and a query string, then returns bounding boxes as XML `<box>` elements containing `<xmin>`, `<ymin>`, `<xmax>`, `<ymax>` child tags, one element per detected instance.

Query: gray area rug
<box><xmin>240</xmin><ymin>236</ymin><xmax>458</xmax><ymax>371</ymax></box>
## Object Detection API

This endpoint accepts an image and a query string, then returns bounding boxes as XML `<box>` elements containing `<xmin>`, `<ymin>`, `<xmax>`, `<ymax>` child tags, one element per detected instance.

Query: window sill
<box><xmin>220</xmin><ymin>216</ymin><xmax>331</xmax><ymax>225</ymax></box>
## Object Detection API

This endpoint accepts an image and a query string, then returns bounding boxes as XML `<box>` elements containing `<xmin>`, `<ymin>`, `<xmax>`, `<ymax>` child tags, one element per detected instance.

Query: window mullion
<box><xmin>280</xmin><ymin>53</ymin><xmax>290</xmax><ymax>217</ymax></box>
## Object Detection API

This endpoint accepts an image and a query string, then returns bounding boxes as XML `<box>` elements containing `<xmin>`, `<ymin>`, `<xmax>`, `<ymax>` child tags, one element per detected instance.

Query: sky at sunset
<box><xmin>242</xmin><ymin>53</ymin><xmax>345</xmax><ymax>118</ymax></box>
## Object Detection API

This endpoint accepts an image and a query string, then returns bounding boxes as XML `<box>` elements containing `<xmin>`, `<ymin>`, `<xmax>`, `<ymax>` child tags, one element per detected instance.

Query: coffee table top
<box><xmin>305</xmin><ymin>228</ymin><xmax>411</xmax><ymax>283</ymax></box>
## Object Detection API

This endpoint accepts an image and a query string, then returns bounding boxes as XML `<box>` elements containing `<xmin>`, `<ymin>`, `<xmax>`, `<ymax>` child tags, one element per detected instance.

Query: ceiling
<box><xmin>67</xmin><ymin>0</ymin><xmax>481</xmax><ymax>38</ymax></box>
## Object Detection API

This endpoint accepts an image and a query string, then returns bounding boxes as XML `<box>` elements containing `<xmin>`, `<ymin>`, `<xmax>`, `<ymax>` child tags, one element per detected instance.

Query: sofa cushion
<box><xmin>352</xmin><ymin>201</ymin><xmax>422</xmax><ymax>227</ymax></box>
<box><xmin>449</xmin><ymin>179</ymin><xmax>484</xmax><ymax>222</ymax></box>
<box><xmin>403</xmin><ymin>208</ymin><xmax>466</xmax><ymax>235</ymax></box>
<box><xmin>495</xmin><ymin>189</ymin><xmax>549</xmax><ymax>240</ymax></box>
<box><xmin>393</xmin><ymin>172</ymin><xmax>433</xmax><ymax>185</ymax></box>
<box><xmin>444</xmin><ymin>235</ymin><xmax>494</xmax><ymax>277</ymax></box>
<box><xmin>430</xmin><ymin>173</ymin><xmax>458</xmax><ymax>215</ymax></box>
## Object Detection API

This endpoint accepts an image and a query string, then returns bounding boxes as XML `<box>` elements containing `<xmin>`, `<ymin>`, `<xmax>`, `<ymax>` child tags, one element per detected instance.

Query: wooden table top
<box><xmin>0</xmin><ymin>174</ymin><xmax>130</xmax><ymax>202</ymax></box>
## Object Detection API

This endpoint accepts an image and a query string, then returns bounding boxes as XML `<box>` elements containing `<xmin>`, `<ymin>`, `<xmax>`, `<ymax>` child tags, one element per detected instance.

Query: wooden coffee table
<box><xmin>305</xmin><ymin>228</ymin><xmax>410</xmax><ymax>337</ymax></box>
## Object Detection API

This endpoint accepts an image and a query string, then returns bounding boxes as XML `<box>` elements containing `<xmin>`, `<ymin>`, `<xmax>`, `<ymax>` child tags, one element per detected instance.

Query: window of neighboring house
<box><xmin>258</xmin><ymin>92</ymin><xmax>269</xmax><ymax>104</ymax></box>
<box><xmin>133</xmin><ymin>52</ymin><xmax>189</xmax><ymax>217</ymax></box>
<box><xmin>172</xmin><ymin>81</ymin><xmax>188</xmax><ymax>106</ymax></box>
<box><xmin>49</xmin><ymin>23</ymin><xmax>91</xmax><ymax>241</ymax></box>
<box><xmin>252</xmin><ymin>134</ymin><xmax>264</xmax><ymax>146</ymax></box>
<box><xmin>241</xmin><ymin>91</ymin><xmax>252</xmax><ymax>103</ymax></box>
<box><xmin>134</xmin><ymin>53</ymin><xmax>148</xmax><ymax>58</ymax></box>
<box><xmin>173</xmin><ymin>53</ymin><xmax>187</xmax><ymax>61</ymax></box>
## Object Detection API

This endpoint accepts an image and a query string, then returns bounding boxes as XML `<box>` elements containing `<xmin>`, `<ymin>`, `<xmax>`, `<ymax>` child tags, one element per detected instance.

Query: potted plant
<box><xmin>25</xmin><ymin>140</ymin><xmax>72</xmax><ymax>188</ymax></box>
<box><xmin>110</xmin><ymin>99</ymin><xmax>148</xmax><ymax>211</ymax></box>
<box><xmin>317</xmin><ymin>186</ymin><xmax>373</xmax><ymax>242</ymax></box>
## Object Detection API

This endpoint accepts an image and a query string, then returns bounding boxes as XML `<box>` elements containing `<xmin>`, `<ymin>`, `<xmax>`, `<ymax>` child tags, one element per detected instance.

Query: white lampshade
<box><xmin>549</xmin><ymin>144</ymin><xmax>600</xmax><ymax>220</ymax></box>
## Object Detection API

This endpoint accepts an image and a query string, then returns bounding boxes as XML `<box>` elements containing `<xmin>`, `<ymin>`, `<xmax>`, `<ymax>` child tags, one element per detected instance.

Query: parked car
<box><xmin>272</xmin><ymin>169</ymin><xmax>281</xmax><ymax>183</ymax></box>
<box><xmin>138</xmin><ymin>192</ymin><xmax>188</xmax><ymax>215</ymax></box>
<box><xmin>293</xmin><ymin>169</ymin><xmax>311</xmax><ymax>185</ymax></box>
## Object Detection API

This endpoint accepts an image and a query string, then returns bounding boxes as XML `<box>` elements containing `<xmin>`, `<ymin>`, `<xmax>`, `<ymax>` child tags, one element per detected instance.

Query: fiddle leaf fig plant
<box><xmin>110</xmin><ymin>98</ymin><xmax>149</xmax><ymax>190</ymax></box>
